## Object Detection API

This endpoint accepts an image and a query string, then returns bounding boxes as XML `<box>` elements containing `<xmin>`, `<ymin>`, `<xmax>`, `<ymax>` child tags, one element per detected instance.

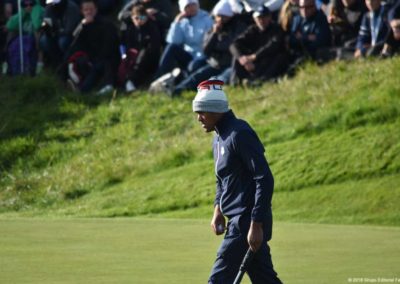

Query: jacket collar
<box><xmin>215</xmin><ymin>110</ymin><xmax>235</xmax><ymax>134</ymax></box>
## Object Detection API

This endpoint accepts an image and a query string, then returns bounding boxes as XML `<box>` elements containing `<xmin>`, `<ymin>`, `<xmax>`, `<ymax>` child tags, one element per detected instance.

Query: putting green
<box><xmin>0</xmin><ymin>218</ymin><xmax>399</xmax><ymax>283</ymax></box>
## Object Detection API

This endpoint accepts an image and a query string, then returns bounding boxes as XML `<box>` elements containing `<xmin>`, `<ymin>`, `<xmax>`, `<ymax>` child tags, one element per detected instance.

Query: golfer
<box><xmin>192</xmin><ymin>79</ymin><xmax>283</xmax><ymax>284</ymax></box>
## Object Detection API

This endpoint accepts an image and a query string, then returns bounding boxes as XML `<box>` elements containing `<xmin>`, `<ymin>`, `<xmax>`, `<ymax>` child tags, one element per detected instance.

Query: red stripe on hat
<box><xmin>197</xmin><ymin>79</ymin><xmax>224</xmax><ymax>90</ymax></box>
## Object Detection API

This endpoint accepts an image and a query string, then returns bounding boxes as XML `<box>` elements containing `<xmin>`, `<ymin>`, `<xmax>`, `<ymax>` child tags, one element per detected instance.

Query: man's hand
<box><xmin>354</xmin><ymin>48</ymin><xmax>363</xmax><ymax>58</ymax></box>
<box><xmin>213</xmin><ymin>21</ymin><xmax>223</xmax><ymax>33</ymax></box>
<box><xmin>247</xmin><ymin>221</ymin><xmax>264</xmax><ymax>252</ymax></box>
<box><xmin>174</xmin><ymin>12</ymin><xmax>187</xmax><ymax>22</ymax></box>
<box><xmin>244</xmin><ymin>62</ymin><xmax>255</xmax><ymax>72</ymax></box>
<box><xmin>238</xmin><ymin>54</ymin><xmax>256</xmax><ymax>66</ymax></box>
<box><xmin>211</xmin><ymin>205</ymin><xmax>226</xmax><ymax>235</ymax></box>
<box><xmin>307</xmin><ymin>34</ymin><xmax>317</xmax><ymax>41</ymax></box>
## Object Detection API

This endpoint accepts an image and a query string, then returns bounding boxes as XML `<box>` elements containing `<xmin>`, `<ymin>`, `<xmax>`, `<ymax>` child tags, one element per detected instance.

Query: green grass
<box><xmin>1</xmin><ymin>58</ymin><xmax>400</xmax><ymax>225</ymax></box>
<box><xmin>0</xmin><ymin>218</ymin><xmax>399</xmax><ymax>284</ymax></box>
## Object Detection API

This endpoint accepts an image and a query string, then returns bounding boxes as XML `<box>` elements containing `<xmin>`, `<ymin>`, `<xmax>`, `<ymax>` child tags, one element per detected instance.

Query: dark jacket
<box><xmin>203</xmin><ymin>17</ymin><xmax>246</xmax><ymax>69</ymax></box>
<box><xmin>213</xmin><ymin>110</ymin><xmax>274</xmax><ymax>224</ymax></box>
<box><xmin>329</xmin><ymin>0</ymin><xmax>367</xmax><ymax>45</ymax></box>
<box><xmin>70</xmin><ymin>16</ymin><xmax>120</xmax><ymax>63</ymax></box>
<box><xmin>356</xmin><ymin>4</ymin><xmax>391</xmax><ymax>52</ymax></box>
<box><xmin>42</xmin><ymin>0</ymin><xmax>81</xmax><ymax>37</ymax></box>
<box><xmin>290</xmin><ymin>10</ymin><xmax>332</xmax><ymax>56</ymax></box>
<box><xmin>230</xmin><ymin>22</ymin><xmax>287</xmax><ymax>61</ymax></box>
<box><xmin>121</xmin><ymin>19</ymin><xmax>162</xmax><ymax>66</ymax></box>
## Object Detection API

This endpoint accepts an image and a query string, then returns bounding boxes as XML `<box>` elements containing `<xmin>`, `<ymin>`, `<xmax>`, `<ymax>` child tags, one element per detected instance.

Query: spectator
<box><xmin>354</xmin><ymin>0</ymin><xmax>391</xmax><ymax>58</ymax></box>
<box><xmin>170</xmin><ymin>0</ymin><xmax>246</xmax><ymax>95</ymax></box>
<box><xmin>66</xmin><ymin>0</ymin><xmax>120</xmax><ymax>94</ymax></box>
<box><xmin>289</xmin><ymin>0</ymin><xmax>331</xmax><ymax>60</ymax></box>
<box><xmin>151</xmin><ymin>0</ymin><xmax>213</xmax><ymax>81</ymax></box>
<box><xmin>5</xmin><ymin>0</ymin><xmax>44</xmax><ymax>75</ymax></box>
<box><xmin>5</xmin><ymin>0</ymin><xmax>43</xmax><ymax>36</ymax></box>
<box><xmin>118</xmin><ymin>4</ymin><xmax>162</xmax><ymax>92</ymax></box>
<box><xmin>279</xmin><ymin>0</ymin><xmax>299</xmax><ymax>32</ymax></box>
<box><xmin>39</xmin><ymin>0</ymin><xmax>81</xmax><ymax>68</ymax></box>
<box><xmin>3</xmin><ymin>0</ymin><xmax>18</xmax><ymax>20</ymax></box>
<box><xmin>381</xmin><ymin>6</ymin><xmax>400</xmax><ymax>57</ymax></box>
<box><xmin>328</xmin><ymin>0</ymin><xmax>367</xmax><ymax>48</ymax></box>
<box><xmin>118</xmin><ymin>0</ymin><xmax>173</xmax><ymax>42</ymax></box>
<box><xmin>230</xmin><ymin>6</ymin><xmax>289</xmax><ymax>85</ymax></box>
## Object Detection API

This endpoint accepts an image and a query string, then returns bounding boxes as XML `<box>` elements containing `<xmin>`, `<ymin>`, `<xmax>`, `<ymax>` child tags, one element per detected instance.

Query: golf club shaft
<box><xmin>233</xmin><ymin>248</ymin><xmax>255</xmax><ymax>284</ymax></box>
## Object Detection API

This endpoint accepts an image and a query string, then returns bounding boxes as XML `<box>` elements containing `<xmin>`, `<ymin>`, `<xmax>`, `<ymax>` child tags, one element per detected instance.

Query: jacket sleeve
<box><xmin>289</xmin><ymin>14</ymin><xmax>302</xmax><ymax>49</ymax></box>
<box><xmin>233</xmin><ymin>129</ymin><xmax>274</xmax><ymax>223</ymax></box>
<box><xmin>308</xmin><ymin>13</ymin><xmax>331</xmax><ymax>49</ymax></box>
<box><xmin>64</xmin><ymin>5</ymin><xmax>82</xmax><ymax>36</ymax></box>
<box><xmin>255</xmin><ymin>27</ymin><xmax>285</xmax><ymax>60</ymax></box>
<box><xmin>356</xmin><ymin>13</ymin><xmax>371</xmax><ymax>52</ymax></box>
<box><xmin>213</xmin><ymin>137</ymin><xmax>223</xmax><ymax>207</ymax></box>
<box><xmin>229</xmin><ymin>26</ymin><xmax>255</xmax><ymax>58</ymax></box>
<box><xmin>31</xmin><ymin>5</ymin><xmax>44</xmax><ymax>31</ymax></box>
<box><xmin>214</xmin><ymin>178</ymin><xmax>223</xmax><ymax>207</ymax></box>
<box><xmin>136</xmin><ymin>22</ymin><xmax>162</xmax><ymax>65</ymax></box>
<box><xmin>203</xmin><ymin>30</ymin><xmax>219</xmax><ymax>56</ymax></box>
<box><xmin>166</xmin><ymin>21</ymin><xmax>184</xmax><ymax>45</ymax></box>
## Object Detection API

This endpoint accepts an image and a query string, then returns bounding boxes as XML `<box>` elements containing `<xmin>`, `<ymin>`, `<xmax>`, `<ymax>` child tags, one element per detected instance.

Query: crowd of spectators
<box><xmin>0</xmin><ymin>0</ymin><xmax>399</xmax><ymax>95</ymax></box>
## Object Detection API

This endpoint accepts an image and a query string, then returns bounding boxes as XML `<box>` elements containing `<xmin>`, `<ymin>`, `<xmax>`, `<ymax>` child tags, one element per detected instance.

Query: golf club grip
<box><xmin>233</xmin><ymin>248</ymin><xmax>255</xmax><ymax>284</ymax></box>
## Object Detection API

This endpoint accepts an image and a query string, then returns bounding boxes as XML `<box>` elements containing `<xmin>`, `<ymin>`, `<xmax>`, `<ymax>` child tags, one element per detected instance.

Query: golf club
<box><xmin>233</xmin><ymin>248</ymin><xmax>255</xmax><ymax>284</ymax></box>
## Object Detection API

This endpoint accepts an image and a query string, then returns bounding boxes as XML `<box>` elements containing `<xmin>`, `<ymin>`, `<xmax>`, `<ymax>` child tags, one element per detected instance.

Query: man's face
<box><xmin>215</xmin><ymin>15</ymin><xmax>232</xmax><ymax>25</ymax></box>
<box><xmin>299</xmin><ymin>0</ymin><xmax>316</xmax><ymax>18</ymax></box>
<box><xmin>23</xmin><ymin>2</ymin><xmax>34</xmax><ymax>13</ymax></box>
<box><xmin>132</xmin><ymin>13</ymin><xmax>148</xmax><ymax>27</ymax></box>
<box><xmin>184</xmin><ymin>3</ymin><xmax>198</xmax><ymax>17</ymax></box>
<box><xmin>196</xmin><ymin>112</ymin><xmax>222</xmax><ymax>132</ymax></box>
<box><xmin>81</xmin><ymin>2</ymin><xmax>97</xmax><ymax>21</ymax></box>
<box><xmin>365</xmin><ymin>0</ymin><xmax>381</xmax><ymax>11</ymax></box>
<box><xmin>254</xmin><ymin>15</ymin><xmax>272</xmax><ymax>31</ymax></box>
<box><xmin>391</xmin><ymin>19</ymin><xmax>400</xmax><ymax>40</ymax></box>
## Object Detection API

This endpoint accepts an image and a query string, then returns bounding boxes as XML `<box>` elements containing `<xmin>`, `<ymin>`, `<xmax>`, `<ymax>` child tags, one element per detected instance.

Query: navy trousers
<box><xmin>208</xmin><ymin>214</ymin><xmax>283</xmax><ymax>284</ymax></box>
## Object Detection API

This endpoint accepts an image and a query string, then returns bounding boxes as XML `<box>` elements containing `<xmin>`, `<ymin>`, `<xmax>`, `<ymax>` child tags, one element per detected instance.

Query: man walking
<box><xmin>192</xmin><ymin>78</ymin><xmax>283</xmax><ymax>284</ymax></box>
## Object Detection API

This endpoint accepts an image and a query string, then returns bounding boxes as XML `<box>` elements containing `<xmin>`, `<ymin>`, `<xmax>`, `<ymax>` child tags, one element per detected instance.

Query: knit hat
<box><xmin>192</xmin><ymin>79</ymin><xmax>229</xmax><ymax>113</ymax></box>
<box><xmin>212</xmin><ymin>0</ymin><xmax>234</xmax><ymax>17</ymax></box>
<box><xmin>179</xmin><ymin>0</ymin><xmax>199</xmax><ymax>12</ymax></box>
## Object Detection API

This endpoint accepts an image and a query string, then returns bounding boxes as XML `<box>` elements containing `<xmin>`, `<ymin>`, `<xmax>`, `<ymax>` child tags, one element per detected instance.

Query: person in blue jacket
<box><xmin>192</xmin><ymin>78</ymin><xmax>283</xmax><ymax>284</ymax></box>
<box><xmin>354</xmin><ymin>0</ymin><xmax>391</xmax><ymax>57</ymax></box>
<box><xmin>289</xmin><ymin>0</ymin><xmax>331</xmax><ymax>60</ymax></box>
<box><xmin>152</xmin><ymin>0</ymin><xmax>213</xmax><ymax>80</ymax></box>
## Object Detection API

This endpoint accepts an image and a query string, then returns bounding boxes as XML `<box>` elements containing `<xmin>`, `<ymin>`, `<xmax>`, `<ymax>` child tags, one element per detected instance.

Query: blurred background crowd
<box><xmin>0</xmin><ymin>0</ymin><xmax>399</xmax><ymax>95</ymax></box>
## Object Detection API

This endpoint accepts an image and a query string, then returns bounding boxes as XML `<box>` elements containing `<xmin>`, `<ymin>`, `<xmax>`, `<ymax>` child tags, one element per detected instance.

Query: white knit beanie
<box><xmin>192</xmin><ymin>79</ymin><xmax>229</xmax><ymax>113</ymax></box>
<box><xmin>212</xmin><ymin>0</ymin><xmax>234</xmax><ymax>17</ymax></box>
<box><xmin>179</xmin><ymin>0</ymin><xmax>199</xmax><ymax>12</ymax></box>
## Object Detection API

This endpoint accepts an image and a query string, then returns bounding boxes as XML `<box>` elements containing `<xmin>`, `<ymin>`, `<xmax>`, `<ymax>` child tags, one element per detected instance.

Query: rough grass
<box><xmin>0</xmin><ymin>58</ymin><xmax>399</xmax><ymax>225</ymax></box>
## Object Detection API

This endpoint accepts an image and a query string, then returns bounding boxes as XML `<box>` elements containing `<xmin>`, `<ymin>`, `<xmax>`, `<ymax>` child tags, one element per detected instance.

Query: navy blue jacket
<box><xmin>290</xmin><ymin>10</ymin><xmax>331</xmax><ymax>57</ymax></box>
<box><xmin>356</xmin><ymin>4</ymin><xmax>391</xmax><ymax>53</ymax></box>
<box><xmin>213</xmin><ymin>110</ymin><xmax>274</xmax><ymax>223</ymax></box>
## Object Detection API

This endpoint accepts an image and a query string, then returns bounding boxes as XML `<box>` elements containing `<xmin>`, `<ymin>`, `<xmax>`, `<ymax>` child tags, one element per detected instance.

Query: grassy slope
<box><xmin>0</xmin><ymin>58</ymin><xmax>400</xmax><ymax>225</ymax></box>
<box><xmin>1</xmin><ymin>219</ymin><xmax>400</xmax><ymax>284</ymax></box>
